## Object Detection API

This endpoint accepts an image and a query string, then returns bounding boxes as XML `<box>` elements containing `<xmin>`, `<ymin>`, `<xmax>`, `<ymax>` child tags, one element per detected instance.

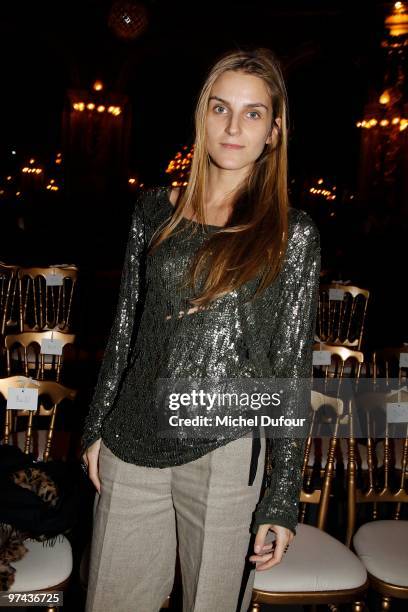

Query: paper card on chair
<box><xmin>329</xmin><ymin>288</ymin><xmax>345</xmax><ymax>301</ymax></box>
<box><xmin>40</xmin><ymin>338</ymin><xmax>63</xmax><ymax>355</ymax></box>
<box><xmin>7</xmin><ymin>387</ymin><xmax>38</xmax><ymax>411</ymax></box>
<box><xmin>313</xmin><ymin>350</ymin><xmax>332</xmax><ymax>366</ymax></box>
<box><xmin>386</xmin><ymin>402</ymin><xmax>408</xmax><ymax>424</ymax></box>
<box><xmin>45</xmin><ymin>272</ymin><xmax>64</xmax><ymax>286</ymax></box>
<box><xmin>399</xmin><ymin>353</ymin><xmax>408</xmax><ymax>368</ymax></box>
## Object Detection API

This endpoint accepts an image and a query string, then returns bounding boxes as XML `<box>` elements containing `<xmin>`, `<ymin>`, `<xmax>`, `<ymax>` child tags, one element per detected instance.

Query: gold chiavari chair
<box><xmin>5</xmin><ymin>331</ymin><xmax>76</xmax><ymax>382</ymax></box>
<box><xmin>17</xmin><ymin>265</ymin><xmax>78</xmax><ymax>332</ymax></box>
<box><xmin>250</xmin><ymin>391</ymin><xmax>368</xmax><ymax>611</ymax></box>
<box><xmin>307</xmin><ymin>344</ymin><xmax>366</xmax><ymax>481</ymax></box>
<box><xmin>371</xmin><ymin>345</ymin><xmax>408</xmax><ymax>387</ymax></box>
<box><xmin>0</xmin><ymin>376</ymin><xmax>77</xmax><ymax>608</ymax></box>
<box><xmin>347</xmin><ymin>386</ymin><xmax>408</xmax><ymax>609</ymax></box>
<box><xmin>312</xmin><ymin>342</ymin><xmax>365</xmax><ymax>382</ymax></box>
<box><xmin>359</xmin><ymin>347</ymin><xmax>408</xmax><ymax>478</ymax></box>
<box><xmin>0</xmin><ymin>375</ymin><xmax>77</xmax><ymax>461</ymax></box>
<box><xmin>316</xmin><ymin>284</ymin><xmax>370</xmax><ymax>351</ymax></box>
<box><xmin>0</xmin><ymin>261</ymin><xmax>19</xmax><ymax>335</ymax></box>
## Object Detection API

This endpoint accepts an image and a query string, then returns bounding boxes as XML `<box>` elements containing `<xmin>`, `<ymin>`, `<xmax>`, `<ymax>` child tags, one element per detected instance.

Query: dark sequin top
<box><xmin>81</xmin><ymin>185</ymin><xmax>321</xmax><ymax>535</ymax></box>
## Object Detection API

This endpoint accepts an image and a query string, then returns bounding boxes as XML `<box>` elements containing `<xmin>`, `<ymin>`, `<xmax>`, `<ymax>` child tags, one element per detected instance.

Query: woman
<box><xmin>81</xmin><ymin>47</ymin><xmax>321</xmax><ymax>612</ymax></box>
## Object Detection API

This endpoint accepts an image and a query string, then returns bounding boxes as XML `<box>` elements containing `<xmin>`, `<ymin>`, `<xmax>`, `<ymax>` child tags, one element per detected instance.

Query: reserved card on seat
<box><xmin>313</xmin><ymin>350</ymin><xmax>332</xmax><ymax>366</ymax></box>
<box><xmin>7</xmin><ymin>387</ymin><xmax>38</xmax><ymax>411</ymax></box>
<box><xmin>386</xmin><ymin>402</ymin><xmax>408</xmax><ymax>424</ymax></box>
<box><xmin>40</xmin><ymin>338</ymin><xmax>63</xmax><ymax>355</ymax></box>
<box><xmin>399</xmin><ymin>353</ymin><xmax>408</xmax><ymax>368</ymax></box>
<box><xmin>45</xmin><ymin>271</ymin><xmax>64</xmax><ymax>286</ymax></box>
<box><xmin>329</xmin><ymin>288</ymin><xmax>345</xmax><ymax>301</ymax></box>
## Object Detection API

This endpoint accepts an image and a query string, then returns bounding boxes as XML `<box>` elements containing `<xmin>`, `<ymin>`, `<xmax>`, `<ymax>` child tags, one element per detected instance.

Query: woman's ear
<box><xmin>266</xmin><ymin>117</ymin><xmax>282</xmax><ymax>147</ymax></box>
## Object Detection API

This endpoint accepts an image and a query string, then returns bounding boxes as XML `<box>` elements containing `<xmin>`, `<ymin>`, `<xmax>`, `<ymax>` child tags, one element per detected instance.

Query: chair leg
<box><xmin>381</xmin><ymin>596</ymin><xmax>392</xmax><ymax>611</ymax></box>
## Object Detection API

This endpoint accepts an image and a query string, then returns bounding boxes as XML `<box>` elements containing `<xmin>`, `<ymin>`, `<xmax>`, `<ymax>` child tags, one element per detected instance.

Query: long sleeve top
<box><xmin>81</xmin><ymin>185</ymin><xmax>321</xmax><ymax>535</ymax></box>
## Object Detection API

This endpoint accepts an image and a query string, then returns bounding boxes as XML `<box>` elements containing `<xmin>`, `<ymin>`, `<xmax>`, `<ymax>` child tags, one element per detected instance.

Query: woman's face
<box><xmin>205</xmin><ymin>70</ymin><xmax>280</xmax><ymax>173</ymax></box>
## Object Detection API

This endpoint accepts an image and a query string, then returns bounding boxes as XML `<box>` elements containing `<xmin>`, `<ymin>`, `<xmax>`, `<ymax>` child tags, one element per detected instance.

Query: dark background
<box><xmin>0</xmin><ymin>1</ymin><xmax>405</xmax><ymax>348</ymax></box>
<box><xmin>0</xmin><ymin>0</ymin><xmax>385</xmax><ymax>183</ymax></box>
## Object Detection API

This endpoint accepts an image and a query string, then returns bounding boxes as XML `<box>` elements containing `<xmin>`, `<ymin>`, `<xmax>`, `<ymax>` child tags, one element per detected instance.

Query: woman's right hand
<box><xmin>82</xmin><ymin>438</ymin><xmax>102</xmax><ymax>494</ymax></box>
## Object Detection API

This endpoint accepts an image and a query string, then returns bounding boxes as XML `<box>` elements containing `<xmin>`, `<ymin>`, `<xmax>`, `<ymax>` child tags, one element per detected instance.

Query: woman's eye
<box><xmin>213</xmin><ymin>106</ymin><xmax>261</xmax><ymax>119</ymax></box>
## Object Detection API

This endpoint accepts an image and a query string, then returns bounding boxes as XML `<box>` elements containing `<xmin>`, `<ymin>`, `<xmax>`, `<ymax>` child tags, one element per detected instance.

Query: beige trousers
<box><xmin>85</xmin><ymin>431</ymin><xmax>266</xmax><ymax>612</ymax></box>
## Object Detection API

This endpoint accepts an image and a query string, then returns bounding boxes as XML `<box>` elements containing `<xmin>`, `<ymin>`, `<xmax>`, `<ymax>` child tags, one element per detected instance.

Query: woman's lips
<box><xmin>221</xmin><ymin>143</ymin><xmax>244</xmax><ymax>149</ymax></box>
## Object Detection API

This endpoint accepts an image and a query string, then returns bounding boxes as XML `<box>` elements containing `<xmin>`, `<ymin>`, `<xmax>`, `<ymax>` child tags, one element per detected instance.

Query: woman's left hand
<box><xmin>249</xmin><ymin>524</ymin><xmax>294</xmax><ymax>571</ymax></box>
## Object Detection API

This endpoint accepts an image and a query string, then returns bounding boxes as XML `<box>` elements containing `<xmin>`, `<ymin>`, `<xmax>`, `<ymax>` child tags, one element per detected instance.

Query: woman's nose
<box><xmin>225</xmin><ymin>114</ymin><xmax>241</xmax><ymax>135</ymax></box>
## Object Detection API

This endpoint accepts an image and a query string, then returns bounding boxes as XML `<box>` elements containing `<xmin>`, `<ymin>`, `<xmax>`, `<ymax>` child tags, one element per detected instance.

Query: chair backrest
<box><xmin>346</xmin><ymin>385</ymin><xmax>408</xmax><ymax>546</ymax></box>
<box><xmin>308</xmin><ymin>343</ymin><xmax>366</xmax><ymax>509</ymax></box>
<box><xmin>312</xmin><ymin>342</ymin><xmax>365</xmax><ymax>386</ymax></box>
<box><xmin>0</xmin><ymin>375</ymin><xmax>77</xmax><ymax>461</ymax></box>
<box><xmin>0</xmin><ymin>262</ymin><xmax>19</xmax><ymax>335</ymax></box>
<box><xmin>297</xmin><ymin>390</ymin><xmax>344</xmax><ymax>532</ymax></box>
<box><xmin>370</xmin><ymin>346</ymin><xmax>408</xmax><ymax>386</ymax></box>
<box><xmin>17</xmin><ymin>266</ymin><xmax>78</xmax><ymax>332</ymax></box>
<box><xmin>5</xmin><ymin>331</ymin><xmax>76</xmax><ymax>381</ymax></box>
<box><xmin>316</xmin><ymin>284</ymin><xmax>370</xmax><ymax>350</ymax></box>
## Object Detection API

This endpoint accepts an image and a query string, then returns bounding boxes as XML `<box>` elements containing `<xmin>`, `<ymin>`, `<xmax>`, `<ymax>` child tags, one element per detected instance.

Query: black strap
<box><xmin>248</xmin><ymin>426</ymin><xmax>261</xmax><ymax>486</ymax></box>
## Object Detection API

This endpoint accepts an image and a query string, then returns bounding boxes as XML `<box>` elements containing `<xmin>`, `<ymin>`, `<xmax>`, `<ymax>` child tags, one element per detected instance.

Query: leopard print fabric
<box><xmin>11</xmin><ymin>467</ymin><xmax>59</xmax><ymax>508</ymax></box>
<box><xmin>0</xmin><ymin>467</ymin><xmax>59</xmax><ymax>590</ymax></box>
<box><xmin>0</xmin><ymin>531</ymin><xmax>29</xmax><ymax>591</ymax></box>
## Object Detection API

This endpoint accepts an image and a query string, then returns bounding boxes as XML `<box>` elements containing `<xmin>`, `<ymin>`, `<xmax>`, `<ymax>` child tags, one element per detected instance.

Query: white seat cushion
<box><xmin>353</xmin><ymin>520</ymin><xmax>408</xmax><ymax>587</ymax></box>
<box><xmin>254</xmin><ymin>523</ymin><xmax>367</xmax><ymax>592</ymax></box>
<box><xmin>11</xmin><ymin>535</ymin><xmax>72</xmax><ymax>591</ymax></box>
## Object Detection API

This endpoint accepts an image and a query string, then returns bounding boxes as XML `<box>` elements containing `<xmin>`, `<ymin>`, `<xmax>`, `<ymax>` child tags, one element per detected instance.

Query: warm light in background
<box><xmin>385</xmin><ymin>1</ymin><xmax>408</xmax><ymax>36</ymax></box>
<box><xmin>356</xmin><ymin>116</ymin><xmax>407</xmax><ymax>129</ymax></box>
<box><xmin>379</xmin><ymin>90</ymin><xmax>391</xmax><ymax>104</ymax></box>
<box><xmin>166</xmin><ymin>145</ymin><xmax>194</xmax><ymax>186</ymax></box>
<box><xmin>72</xmin><ymin>102</ymin><xmax>122</xmax><ymax>116</ymax></box>
<box><xmin>93</xmin><ymin>80</ymin><xmax>104</xmax><ymax>91</ymax></box>
<box><xmin>22</xmin><ymin>167</ymin><xmax>43</xmax><ymax>174</ymax></box>
<box><xmin>309</xmin><ymin>178</ymin><xmax>336</xmax><ymax>201</ymax></box>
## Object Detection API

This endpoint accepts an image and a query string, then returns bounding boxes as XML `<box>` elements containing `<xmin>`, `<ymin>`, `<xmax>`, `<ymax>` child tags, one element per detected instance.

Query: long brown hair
<box><xmin>148</xmin><ymin>47</ymin><xmax>290</xmax><ymax>308</ymax></box>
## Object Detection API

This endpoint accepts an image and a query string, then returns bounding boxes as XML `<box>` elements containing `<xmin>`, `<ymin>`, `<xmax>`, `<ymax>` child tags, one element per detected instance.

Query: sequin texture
<box><xmin>81</xmin><ymin>185</ymin><xmax>321</xmax><ymax>534</ymax></box>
